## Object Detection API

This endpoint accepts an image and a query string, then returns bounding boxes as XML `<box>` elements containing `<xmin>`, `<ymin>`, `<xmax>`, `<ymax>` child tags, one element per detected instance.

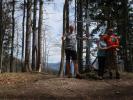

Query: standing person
<box><xmin>103</xmin><ymin>28</ymin><xmax>120</xmax><ymax>79</ymax></box>
<box><xmin>97</xmin><ymin>34</ymin><xmax>108</xmax><ymax>80</ymax></box>
<box><xmin>62</xmin><ymin>25</ymin><xmax>81</xmax><ymax>78</ymax></box>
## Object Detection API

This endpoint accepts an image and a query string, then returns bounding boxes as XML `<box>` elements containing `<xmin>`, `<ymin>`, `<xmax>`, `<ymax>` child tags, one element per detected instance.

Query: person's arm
<box><xmin>102</xmin><ymin>47</ymin><xmax>108</xmax><ymax>50</ymax></box>
<box><xmin>82</xmin><ymin>36</ymin><xmax>89</xmax><ymax>40</ymax></box>
<box><xmin>76</xmin><ymin>36</ymin><xmax>89</xmax><ymax>40</ymax></box>
<box><xmin>99</xmin><ymin>47</ymin><xmax>108</xmax><ymax>50</ymax></box>
<box><xmin>106</xmin><ymin>45</ymin><xmax>119</xmax><ymax>49</ymax></box>
<box><xmin>97</xmin><ymin>41</ymin><xmax>108</xmax><ymax>50</ymax></box>
<box><xmin>62</xmin><ymin>33</ymin><xmax>66</xmax><ymax>41</ymax></box>
<box><xmin>109</xmin><ymin>45</ymin><xmax>119</xmax><ymax>48</ymax></box>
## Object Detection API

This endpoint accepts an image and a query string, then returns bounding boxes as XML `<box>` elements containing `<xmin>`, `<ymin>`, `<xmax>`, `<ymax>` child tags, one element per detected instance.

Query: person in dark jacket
<box><xmin>97</xmin><ymin>34</ymin><xmax>108</xmax><ymax>79</ymax></box>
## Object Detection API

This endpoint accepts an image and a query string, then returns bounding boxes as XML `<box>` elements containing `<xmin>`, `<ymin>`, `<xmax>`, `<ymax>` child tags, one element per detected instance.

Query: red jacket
<box><xmin>103</xmin><ymin>34</ymin><xmax>119</xmax><ymax>50</ymax></box>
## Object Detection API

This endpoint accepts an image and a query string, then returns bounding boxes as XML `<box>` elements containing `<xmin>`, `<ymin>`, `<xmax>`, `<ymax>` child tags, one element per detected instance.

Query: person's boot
<box><xmin>98</xmin><ymin>76</ymin><xmax>103</xmax><ymax>80</ymax></box>
<box><xmin>75</xmin><ymin>72</ymin><xmax>82</xmax><ymax>79</ymax></box>
<box><xmin>74</xmin><ymin>63</ymin><xmax>82</xmax><ymax>79</ymax></box>
<box><xmin>116</xmin><ymin>72</ymin><xmax>120</xmax><ymax>79</ymax></box>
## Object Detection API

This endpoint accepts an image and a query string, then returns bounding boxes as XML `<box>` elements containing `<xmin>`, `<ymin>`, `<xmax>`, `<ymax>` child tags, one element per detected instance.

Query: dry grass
<box><xmin>0</xmin><ymin>72</ymin><xmax>132</xmax><ymax>100</ymax></box>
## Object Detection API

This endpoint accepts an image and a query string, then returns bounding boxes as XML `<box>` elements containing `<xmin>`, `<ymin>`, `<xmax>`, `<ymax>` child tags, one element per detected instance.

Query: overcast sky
<box><xmin>44</xmin><ymin>0</ymin><xmax>65</xmax><ymax>63</ymax></box>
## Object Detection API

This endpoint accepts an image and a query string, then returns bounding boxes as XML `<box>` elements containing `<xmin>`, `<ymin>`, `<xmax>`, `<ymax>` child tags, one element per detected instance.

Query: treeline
<box><xmin>0</xmin><ymin>0</ymin><xmax>53</xmax><ymax>73</ymax></box>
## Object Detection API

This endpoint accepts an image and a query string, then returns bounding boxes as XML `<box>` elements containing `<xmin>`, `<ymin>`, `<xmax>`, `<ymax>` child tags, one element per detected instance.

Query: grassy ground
<box><xmin>0</xmin><ymin>72</ymin><xmax>132</xmax><ymax>100</ymax></box>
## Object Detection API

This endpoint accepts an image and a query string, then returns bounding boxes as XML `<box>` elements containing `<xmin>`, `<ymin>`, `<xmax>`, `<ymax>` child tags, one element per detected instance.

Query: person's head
<box><xmin>107</xmin><ymin>28</ymin><xmax>113</xmax><ymax>35</ymax></box>
<box><xmin>69</xmin><ymin>25</ymin><xmax>74</xmax><ymax>33</ymax></box>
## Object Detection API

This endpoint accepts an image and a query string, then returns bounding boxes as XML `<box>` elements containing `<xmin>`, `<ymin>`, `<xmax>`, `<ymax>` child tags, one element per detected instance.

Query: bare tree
<box><xmin>32</xmin><ymin>0</ymin><xmax>38</xmax><ymax>71</ymax></box>
<box><xmin>58</xmin><ymin>0</ymin><xmax>69</xmax><ymax>77</ymax></box>
<box><xmin>0</xmin><ymin>1</ymin><xmax>12</xmax><ymax>72</ymax></box>
<box><xmin>16</xmin><ymin>26</ymin><xmax>19</xmax><ymax>72</ymax></box>
<box><xmin>21</xmin><ymin>0</ymin><xmax>26</xmax><ymax>72</ymax></box>
<box><xmin>38</xmin><ymin>0</ymin><xmax>44</xmax><ymax>72</ymax></box>
<box><xmin>58</xmin><ymin>3</ymin><xmax>66</xmax><ymax>77</ymax></box>
<box><xmin>10</xmin><ymin>0</ymin><xmax>15</xmax><ymax>72</ymax></box>
<box><xmin>25</xmin><ymin>0</ymin><xmax>32</xmax><ymax>72</ymax></box>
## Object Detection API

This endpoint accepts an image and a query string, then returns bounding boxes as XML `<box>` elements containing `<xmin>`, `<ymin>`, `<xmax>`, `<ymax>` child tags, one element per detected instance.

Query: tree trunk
<box><xmin>16</xmin><ymin>28</ymin><xmax>19</xmax><ymax>72</ymax></box>
<box><xmin>38</xmin><ymin>0</ymin><xmax>44</xmax><ymax>72</ymax></box>
<box><xmin>21</xmin><ymin>0</ymin><xmax>26</xmax><ymax>72</ymax></box>
<box><xmin>58</xmin><ymin>2</ymin><xmax>66</xmax><ymax>77</ymax></box>
<box><xmin>66</xmin><ymin>0</ymin><xmax>69</xmax><ymax>34</ymax></box>
<box><xmin>64</xmin><ymin>0</ymin><xmax>69</xmax><ymax>75</ymax></box>
<box><xmin>25</xmin><ymin>0</ymin><xmax>32</xmax><ymax>72</ymax></box>
<box><xmin>85</xmin><ymin>0</ymin><xmax>91</xmax><ymax>71</ymax></box>
<box><xmin>32</xmin><ymin>0</ymin><xmax>38</xmax><ymax>71</ymax></box>
<box><xmin>10</xmin><ymin>0</ymin><xmax>15</xmax><ymax>72</ymax></box>
<box><xmin>75</xmin><ymin>0</ymin><xmax>77</xmax><ymax>31</ymax></box>
<box><xmin>0</xmin><ymin>0</ymin><xmax>3</xmax><ymax>73</ymax></box>
<box><xmin>77</xmin><ymin>0</ymin><xmax>83</xmax><ymax>73</ymax></box>
<box><xmin>121</xmin><ymin>0</ymin><xmax>129</xmax><ymax>72</ymax></box>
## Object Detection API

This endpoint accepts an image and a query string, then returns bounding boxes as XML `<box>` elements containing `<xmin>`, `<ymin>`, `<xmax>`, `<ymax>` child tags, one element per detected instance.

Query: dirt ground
<box><xmin>0</xmin><ymin>72</ymin><xmax>133</xmax><ymax>100</ymax></box>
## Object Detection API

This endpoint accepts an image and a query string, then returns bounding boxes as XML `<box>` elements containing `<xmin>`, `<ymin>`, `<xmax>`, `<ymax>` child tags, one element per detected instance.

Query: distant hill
<box><xmin>48</xmin><ymin>62</ymin><xmax>60</xmax><ymax>71</ymax></box>
<box><xmin>47</xmin><ymin>62</ymin><xmax>75</xmax><ymax>75</ymax></box>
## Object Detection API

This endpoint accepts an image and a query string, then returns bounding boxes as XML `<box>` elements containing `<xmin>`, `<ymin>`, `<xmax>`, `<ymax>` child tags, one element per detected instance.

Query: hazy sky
<box><xmin>44</xmin><ymin>0</ymin><xmax>65</xmax><ymax>63</ymax></box>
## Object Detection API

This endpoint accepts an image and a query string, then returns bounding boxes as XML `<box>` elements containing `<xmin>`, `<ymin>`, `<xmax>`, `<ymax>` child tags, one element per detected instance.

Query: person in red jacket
<box><xmin>103</xmin><ymin>29</ymin><xmax>119</xmax><ymax>49</ymax></box>
<box><xmin>103</xmin><ymin>28</ymin><xmax>120</xmax><ymax>79</ymax></box>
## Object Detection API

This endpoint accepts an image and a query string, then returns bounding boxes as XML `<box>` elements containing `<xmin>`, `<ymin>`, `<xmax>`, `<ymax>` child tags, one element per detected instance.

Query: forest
<box><xmin>0</xmin><ymin>0</ymin><xmax>133</xmax><ymax>99</ymax></box>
